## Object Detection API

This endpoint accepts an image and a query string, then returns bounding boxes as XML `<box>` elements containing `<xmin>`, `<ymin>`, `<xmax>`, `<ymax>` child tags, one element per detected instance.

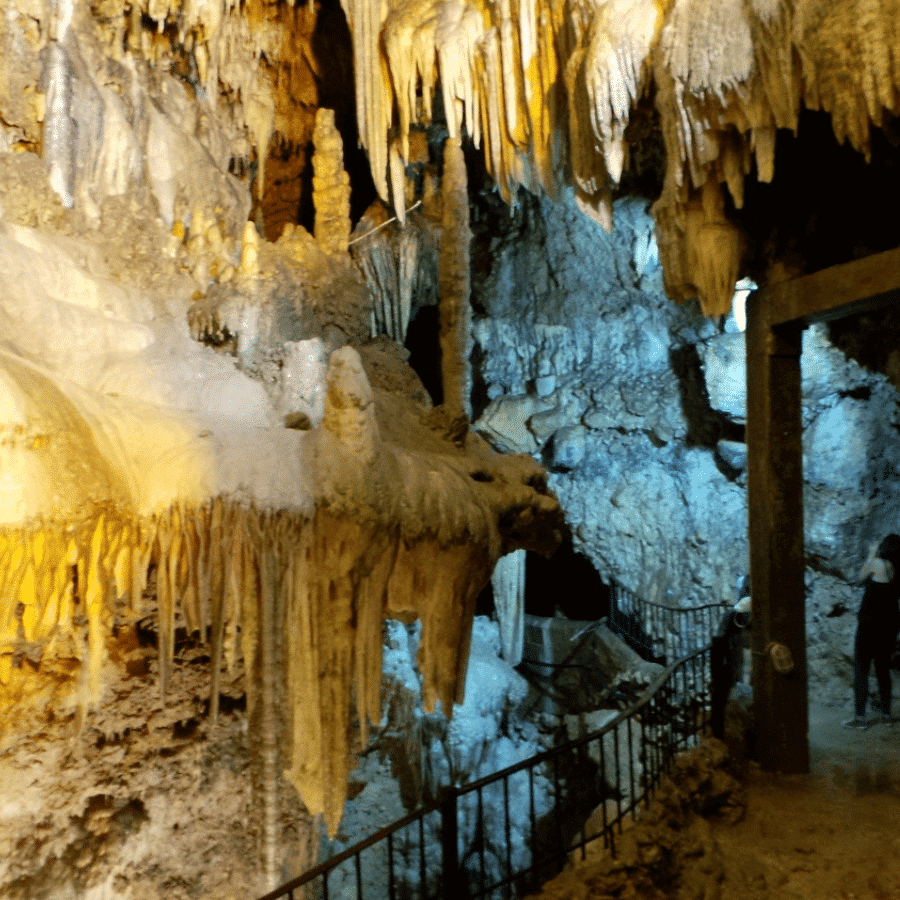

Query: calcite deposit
<box><xmin>0</xmin><ymin>2</ymin><xmax>564</xmax><ymax>893</ymax></box>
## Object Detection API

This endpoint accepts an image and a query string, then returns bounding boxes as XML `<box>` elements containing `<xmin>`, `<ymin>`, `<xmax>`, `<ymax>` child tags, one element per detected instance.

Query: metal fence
<box><xmin>607</xmin><ymin>579</ymin><xmax>730</xmax><ymax>663</ymax></box>
<box><xmin>256</xmin><ymin>646</ymin><xmax>712</xmax><ymax>900</ymax></box>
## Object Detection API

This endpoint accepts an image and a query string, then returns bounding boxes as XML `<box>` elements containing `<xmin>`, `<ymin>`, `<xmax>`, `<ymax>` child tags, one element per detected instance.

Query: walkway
<box><xmin>527</xmin><ymin>696</ymin><xmax>900</xmax><ymax>900</ymax></box>
<box><xmin>714</xmin><ymin>698</ymin><xmax>900</xmax><ymax>900</ymax></box>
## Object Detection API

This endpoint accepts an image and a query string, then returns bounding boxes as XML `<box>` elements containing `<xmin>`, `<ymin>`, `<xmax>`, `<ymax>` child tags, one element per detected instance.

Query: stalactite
<box><xmin>341</xmin><ymin>0</ymin><xmax>900</xmax><ymax>313</ymax></box>
<box><xmin>257</xmin><ymin>515</ymin><xmax>279</xmax><ymax>892</ymax></box>
<box><xmin>357</xmin><ymin>219</ymin><xmax>401</xmax><ymax>339</ymax></box>
<box><xmin>490</xmin><ymin>549</ymin><xmax>526</xmax><ymax>666</ymax></box>
<box><xmin>0</xmin><ymin>501</ymin><xmax>395</xmax><ymax>836</ymax></box>
<box><xmin>42</xmin><ymin>38</ymin><xmax>76</xmax><ymax>208</ymax></box>
<box><xmin>16</xmin><ymin>0</ymin><xmax>900</xmax><ymax>321</ymax></box>
<box><xmin>0</xmin><ymin>341</ymin><xmax>562</xmax><ymax>863</ymax></box>
<box><xmin>351</xmin><ymin>204</ymin><xmax>439</xmax><ymax>344</ymax></box>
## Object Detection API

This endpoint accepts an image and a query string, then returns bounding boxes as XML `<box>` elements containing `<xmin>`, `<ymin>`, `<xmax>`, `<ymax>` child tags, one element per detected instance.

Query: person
<box><xmin>710</xmin><ymin>578</ymin><xmax>752</xmax><ymax>740</ymax></box>
<box><xmin>842</xmin><ymin>534</ymin><xmax>900</xmax><ymax>729</ymax></box>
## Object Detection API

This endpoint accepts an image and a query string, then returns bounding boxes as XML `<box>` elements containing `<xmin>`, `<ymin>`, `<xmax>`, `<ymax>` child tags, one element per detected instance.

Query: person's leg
<box><xmin>874</xmin><ymin>624</ymin><xmax>898</xmax><ymax>716</ymax></box>
<box><xmin>873</xmin><ymin>648</ymin><xmax>891</xmax><ymax>716</ymax></box>
<box><xmin>854</xmin><ymin>628</ymin><xmax>874</xmax><ymax>718</ymax></box>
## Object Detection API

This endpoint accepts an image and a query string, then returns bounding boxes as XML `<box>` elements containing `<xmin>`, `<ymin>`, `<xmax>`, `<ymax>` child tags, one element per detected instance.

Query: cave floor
<box><xmin>713</xmin><ymin>697</ymin><xmax>900</xmax><ymax>900</ymax></box>
<box><xmin>528</xmin><ymin>695</ymin><xmax>900</xmax><ymax>899</ymax></box>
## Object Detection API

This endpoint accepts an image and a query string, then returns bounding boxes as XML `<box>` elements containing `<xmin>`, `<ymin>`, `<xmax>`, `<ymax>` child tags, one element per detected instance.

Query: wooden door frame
<box><xmin>746</xmin><ymin>246</ymin><xmax>900</xmax><ymax>773</ymax></box>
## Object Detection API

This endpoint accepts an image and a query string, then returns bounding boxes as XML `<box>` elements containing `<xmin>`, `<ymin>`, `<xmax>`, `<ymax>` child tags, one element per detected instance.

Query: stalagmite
<box><xmin>312</xmin><ymin>108</ymin><xmax>352</xmax><ymax>254</ymax></box>
<box><xmin>240</xmin><ymin>220</ymin><xmax>260</xmax><ymax>275</ymax></box>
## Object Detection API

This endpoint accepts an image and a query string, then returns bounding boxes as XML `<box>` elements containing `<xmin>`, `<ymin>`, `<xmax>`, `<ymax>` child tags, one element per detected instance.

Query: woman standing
<box><xmin>843</xmin><ymin>534</ymin><xmax>900</xmax><ymax>729</ymax></box>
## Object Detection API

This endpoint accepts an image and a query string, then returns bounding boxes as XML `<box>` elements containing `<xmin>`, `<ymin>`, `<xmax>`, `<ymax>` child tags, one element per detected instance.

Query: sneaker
<box><xmin>841</xmin><ymin>717</ymin><xmax>870</xmax><ymax>729</ymax></box>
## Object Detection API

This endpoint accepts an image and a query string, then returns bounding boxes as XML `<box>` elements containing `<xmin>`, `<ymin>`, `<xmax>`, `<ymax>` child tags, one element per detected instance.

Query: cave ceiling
<box><xmin>6</xmin><ymin>0</ymin><xmax>894</xmax><ymax>311</ymax></box>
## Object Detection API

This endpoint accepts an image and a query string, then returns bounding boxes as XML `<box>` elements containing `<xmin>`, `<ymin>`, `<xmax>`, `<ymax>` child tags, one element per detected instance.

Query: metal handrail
<box><xmin>607</xmin><ymin>579</ymin><xmax>730</xmax><ymax>662</ymax></box>
<box><xmin>257</xmin><ymin>645</ymin><xmax>713</xmax><ymax>900</ymax></box>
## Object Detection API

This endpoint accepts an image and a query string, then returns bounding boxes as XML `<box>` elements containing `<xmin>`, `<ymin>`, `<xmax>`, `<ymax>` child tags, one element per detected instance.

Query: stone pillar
<box><xmin>438</xmin><ymin>136</ymin><xmax>472</xmax><ymax>420</ymax></box>
<box><xmin>745</xmin><ymin>292</ymin><xmax>809</xmax><ymax>774</ymax></box>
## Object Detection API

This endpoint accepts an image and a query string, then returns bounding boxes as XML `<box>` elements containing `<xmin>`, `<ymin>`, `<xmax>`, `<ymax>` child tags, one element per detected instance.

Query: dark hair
<box><xmin>877</xmin><ymin>534</ymin><xmax>900</xmax><ymax>569</ymax></box>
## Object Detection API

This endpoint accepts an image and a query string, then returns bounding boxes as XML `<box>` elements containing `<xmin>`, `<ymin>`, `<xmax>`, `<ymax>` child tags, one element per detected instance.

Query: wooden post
<box><xmin>745</xmin><ymin>293</ymin><xmax>809</xmax><ymax>774</ymax></box>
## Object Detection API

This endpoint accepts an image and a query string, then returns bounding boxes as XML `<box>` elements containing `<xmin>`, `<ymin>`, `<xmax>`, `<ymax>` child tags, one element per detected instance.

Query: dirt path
<box><xmin>714</xmin><ymin>699</ymin><xmax>900</xmax><ymax>900</ymax></box>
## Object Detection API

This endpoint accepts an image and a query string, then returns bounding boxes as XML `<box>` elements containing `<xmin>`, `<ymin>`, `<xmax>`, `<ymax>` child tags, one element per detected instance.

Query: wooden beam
<box><xmin>745</xmin><ymin>296</ymin><xmax>809</xmax><ymax>774</ymax></box>
<box><xmin>764</xmin><ymin>246</ymin><xmax>900</xmax><ymax>327</ymax></box>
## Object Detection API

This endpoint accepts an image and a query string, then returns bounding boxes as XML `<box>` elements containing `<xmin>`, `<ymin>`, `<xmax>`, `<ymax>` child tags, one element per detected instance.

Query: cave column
<box><xmin>438</xmin><ymin>136</ymin><xmax>472</xmax><ymax>421</ymax></box>
<box><xmin>745</xmin><ymin>293</ymin><xmax>809</xmax><ymax>774</ymax></box>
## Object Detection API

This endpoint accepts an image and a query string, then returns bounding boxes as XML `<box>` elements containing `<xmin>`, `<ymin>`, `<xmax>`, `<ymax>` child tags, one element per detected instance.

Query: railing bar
<box><xmin>613</xmin><ymin>721</ymin><xmax>622</xmax><ymax>834</ymax></box>
<box><xmin>478</xmin><ymin>786</ymin><xmax>487</xmax><ymax>893</ymax></box>
<box><xmin>577</xmin><ymin>739</ymin><xmax>586</xmax><ymax>860</ymax></box>
<box><xmin>387</xmin><ymin>833</ymin><xmax>396</xmax><ymax>900</ymax></box>
<box><xmin>640</xmin><ymin>713</ymin><xmax>648</xmax><ymax>817</ymax></box>
<box><xmin>627</xmin><ymin>717</ymin><xmax>637</xmax><ymax>821</ymax></box>
<box><xmin>599</xmin><ymin>732</ymin><xmax>610</xmax><ymax>851</ymax></box>
<box><xmin>552</xmin><ymin>753</ymin><xmax>563</xmax><ymax>870</ymax></box>
<box><xmin>527</xmin><ymin>764</ymin><xmax>538</xmax><ymax>892</ymax></box>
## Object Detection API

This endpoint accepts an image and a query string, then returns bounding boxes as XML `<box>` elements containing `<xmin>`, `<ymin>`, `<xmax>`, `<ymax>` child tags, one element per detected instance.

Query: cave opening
<box><xmin>310</xmin><ymin>0</ymin><xmax>377</xmax><ymax>227</ymax></box>
<box><xmin>524</xmin><ymin>544</ymin><xmax>611</xmax><ymax>620</ymax></box>
<box><xmin>477</xmin><ymin>538</ymin><xmax>611</xmax><ymax>624</ymax></box>
<box><xmin>250</xmin><ymin>0</ymin><xmax>377</xmax><ymax>239</ymax></box>
<box><xmin>404</xmin><ymin>306</ymin><xmax>444</xmax><ymax>406</ymax></box>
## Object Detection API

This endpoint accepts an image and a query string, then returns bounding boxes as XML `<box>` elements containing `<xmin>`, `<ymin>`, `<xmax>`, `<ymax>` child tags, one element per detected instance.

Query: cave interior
<box><xmin>0</xmin><ymin>0</ymin><xmax>899</xmax><ymax>897</ymax></box>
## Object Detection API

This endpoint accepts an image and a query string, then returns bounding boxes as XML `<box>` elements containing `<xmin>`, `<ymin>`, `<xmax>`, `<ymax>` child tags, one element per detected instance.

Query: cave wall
<box><xmin>469</xmin><ymin>187</ymin><xmax>900</xmax><ymax>697</ymax></box>
<box><xmin>0</xmin><ymin>0</ymin><xmax>898</xmax><ymax>894</ymax></box>
<box><xmin>471</xmin><ymin>190</ymin><xmax>744</xmax><ymax>605</ymax></box>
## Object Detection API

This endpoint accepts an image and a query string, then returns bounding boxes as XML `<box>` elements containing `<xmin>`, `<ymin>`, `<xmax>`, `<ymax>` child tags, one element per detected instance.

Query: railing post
<box><xmin>440</xmin><ymin>793</ymin><xmax>463</xmax><ymax>898</ymax></box>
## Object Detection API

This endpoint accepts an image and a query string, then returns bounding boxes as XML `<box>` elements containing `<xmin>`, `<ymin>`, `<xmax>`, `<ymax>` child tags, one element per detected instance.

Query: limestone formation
<box><xmin>312</xmin><ymin>108</ymin><xmax>351</xmax><ymax>255</ymax></box>
<box><xmin>0</xmin><ymin>4</ymin><xmax>567</xmax><ymax>888</ymax></box>
<box><xmin>0</xmin><ymin>0</ymin><xmax>896</xmax><ymax>896</ymax></box>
